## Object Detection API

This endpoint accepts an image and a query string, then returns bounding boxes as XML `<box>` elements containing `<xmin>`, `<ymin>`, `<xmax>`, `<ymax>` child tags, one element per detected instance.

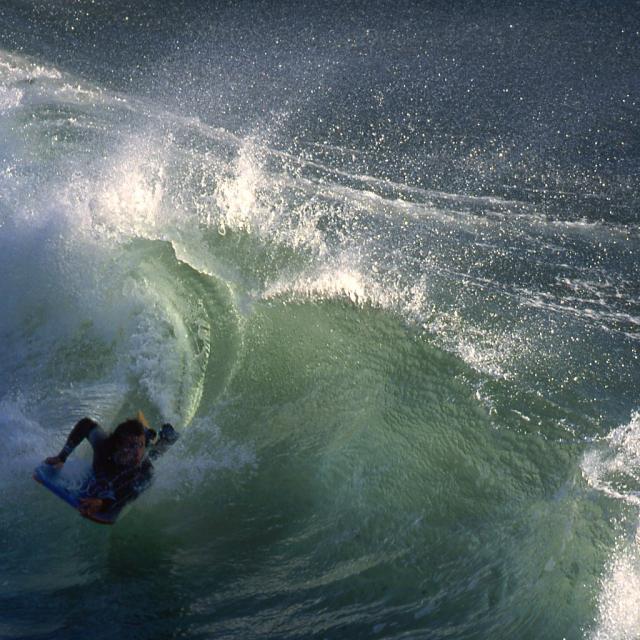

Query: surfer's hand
<box><xmin>44</xmin><ymin>456</ymin><xmax>64</xmax><ymax>468</ymax></box>
<box><xmin>79</xmin><ymin>497</ymin><xmax>104</xmax><ymax>516</ymax></box>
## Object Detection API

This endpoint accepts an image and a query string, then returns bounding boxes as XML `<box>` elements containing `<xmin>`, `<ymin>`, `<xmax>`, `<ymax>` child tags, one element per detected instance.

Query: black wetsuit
<box><xmin>58</xmin><ymin>417</ymin><xmax>154</xmax><ymax>511</ymax></box>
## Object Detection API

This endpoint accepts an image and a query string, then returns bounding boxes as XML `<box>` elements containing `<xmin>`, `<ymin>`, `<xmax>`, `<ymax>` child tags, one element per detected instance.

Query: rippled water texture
<box><xmin>0</xmin><ymin>2</ymin><xmax>638</xmax><ymax>638</ymax></box>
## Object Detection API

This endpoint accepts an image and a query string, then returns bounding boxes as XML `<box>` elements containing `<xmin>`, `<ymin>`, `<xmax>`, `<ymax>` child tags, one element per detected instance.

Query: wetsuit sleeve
<box><xmin>58</xmin><ymin>417</ymin><xmax>107</xmax><ymax>462</ymax></box>
<box><xmin>106</xmin><ymin>461</ymin><xmax>154</xmax><ymax>510</ymax></box>
<box><xmin>148</xmin><ymin>424</ymin><xmax>178</xmax><ymax>460</ymax></box>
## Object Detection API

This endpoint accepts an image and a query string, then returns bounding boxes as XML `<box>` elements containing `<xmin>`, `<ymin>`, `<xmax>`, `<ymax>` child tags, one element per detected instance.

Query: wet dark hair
<box><xmin>103</xmin><ymin>419</ymin><xmax>146</xmax><ymax>460</ymax></box>
<box><xmin>112</xmin><ymin>419</ymin><xmax>146</xmax><ymax>443</ymax></box>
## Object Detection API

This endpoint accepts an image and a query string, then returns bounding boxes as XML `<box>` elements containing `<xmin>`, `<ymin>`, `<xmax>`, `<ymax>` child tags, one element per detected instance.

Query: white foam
<box><xmin>262</xmin><ymin>263</ymin><xmax>371</xmax><ymax>306</ymax></box>
<box><xmin>582</xmin><ymin>413</ymin><xmax>640</xmax><ymax>507</ymax></box>
<box><xmin>214</xmin><ymin>139</ymin><xmax>262</xmax><ymax>236</ymax></box>
<box><xmin>0</xmin><ymin>86</ymin><xmax>22</xmax><ymax>111</ymax></box>
<box><xmin>0</xmin><ymin>395</ymin><xmax>50</xmax><ymax>484</ymax></box>
<box><xmin>590</xmin><ymin>528</ymin><xmax>640</xmax><ymax>640</ymax></box>
<box><xmin>583</xmin><ymin>413</ymin><xmax>640</xmax><ymax>639</ymax></box>
<box><xmin>0</xmin><ymin>51</ymin><xmax>62</xmax><ymax>84</ymax></box>
<box><xmin>212</xmin><ymin>138</ymin><xmax>327</xmax><ymax>254</ymax></box>
<box><xmin>122</xmin><ymin>273</ymin><xmax>211</xmax><ymax>426</ymax></box>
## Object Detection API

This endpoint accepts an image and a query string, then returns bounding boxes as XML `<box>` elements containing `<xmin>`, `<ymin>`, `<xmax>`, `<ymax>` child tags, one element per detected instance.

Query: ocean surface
<box><xmin>0</xmin><ymin>1</ymin><xmax>638</xmax><ymax>638</ymax></box>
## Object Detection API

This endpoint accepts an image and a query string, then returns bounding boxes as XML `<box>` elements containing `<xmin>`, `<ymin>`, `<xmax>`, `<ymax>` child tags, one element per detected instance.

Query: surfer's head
<box><xmin>110</xmin><ymin>419</ymin><xmax>146</xmax><ymax>466</ymax></box>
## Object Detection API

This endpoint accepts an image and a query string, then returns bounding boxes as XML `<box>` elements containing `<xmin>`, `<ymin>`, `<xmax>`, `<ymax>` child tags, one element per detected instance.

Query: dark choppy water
<box><xmin>0</xmin><ymin>2</ymin><xmax>639</xmax><ymax>638</ymax></box>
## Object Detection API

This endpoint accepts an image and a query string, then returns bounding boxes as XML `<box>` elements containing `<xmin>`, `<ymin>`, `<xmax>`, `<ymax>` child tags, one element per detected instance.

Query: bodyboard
<box><xmin>33</xmin><ymin>458</ymin><xmax>121</xmax><ymax>524</ymax></box>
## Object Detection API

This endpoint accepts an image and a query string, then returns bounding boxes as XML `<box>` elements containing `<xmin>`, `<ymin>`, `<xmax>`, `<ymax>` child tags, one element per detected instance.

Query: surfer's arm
<box><xmin>45</xmin><ymin>417</ymin><xmax>106</xmax><ymax>466</ymax></box>
<box><xmin>148</xmin><ymin>423</ymin><xmax>178</xmax><ymax>460</ymax></box>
